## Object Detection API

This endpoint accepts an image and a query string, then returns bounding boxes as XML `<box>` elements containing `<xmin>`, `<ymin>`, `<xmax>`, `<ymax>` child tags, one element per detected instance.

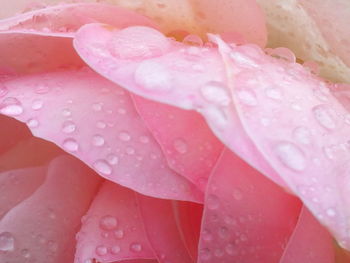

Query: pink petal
<box><xmin>137</xmin><ymin>195</ymin><xmax>194</xmax><ymax>263</ymax></box>
<box><xmin>214</xmin><ymin>36</ymin><xmax>350</xmax><ymax>249</ymax></box>
<box><xmin>0</xmin><ymin>69</ymin><xmax>202</xmax><ymax>202</ymax></box>
<box><xmin>279</xmin><ymin>206</ymin><xmax>335</xmax><ymax>263</ymax></box>
<box><xmin>0</xmin><ymin>155</ymin><xmax>101</xmax><ymax>262</ymax></box>
<box><xmin>0</xmin><ymin>3</ymin><xmax>158</xmax><ymax>37</ymax></box>
<box><xmin>75</xmin><ymin>181</ymin><xmax>155</xmax><ymax>263</ymax></box>
<box><xmin>0</xmin><ymin>166</ymin><xmax>45</xmax><ymax>220</ymax></box>
<box><xmin>73</xmin><ymin>24</ymin><xmax>286</xmax><ymax>188</ymax></box>
<box><xmin>198</xmin><ymin>149</ymin><xmax>301</xmax><ymax>263</ymax></box>
<box><xmin>133</xmin><ymin>95</ymin><xmax>223</xmax><ymax>191</ymax></box>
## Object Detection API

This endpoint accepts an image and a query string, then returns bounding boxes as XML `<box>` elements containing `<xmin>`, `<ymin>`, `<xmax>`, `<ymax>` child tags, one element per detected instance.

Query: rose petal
<box><xmin>280</xmin><ymin>206</ymin><xmax>335</xmax><ymax>263</ymax></box>
<box><xmin>198</xmin><ymin>149</ymin><xmax>301</xmax><ymax>263</ymax></box>
<box><xmin>73</xmin><ymin>24</ymin><xmax>286</xmax><ymax>188</ymax></box>
<box><xmin>0</xmin><ymin>155</ymin><xmax>101</xmax><ymax>263</ymax></box>
<box><xmin>133</xmin><ymin>95</ymin><xmax>223</xmax><ymax>191</ymax></box>
<box><xmin>137</xmin><ymin>195</ymin><xmax>194</xmax><ymax>263</ymax></box>
<box><xmin>75</xmin><ymin>181</ymin><xmax>155</xmax><ymax>263</ymax></box>
<box><xmin>0</xmin><ymin>69</ymin><xmax>202</xmax><ymax>202</ymax></box>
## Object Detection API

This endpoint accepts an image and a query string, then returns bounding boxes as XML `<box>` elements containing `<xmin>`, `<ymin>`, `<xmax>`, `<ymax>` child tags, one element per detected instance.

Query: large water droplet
<box><xmin>130</xmin><ymin>242</ymin><xmax>142</xmax><ymax>252</ymax></box>
<box><xmin>200</xmin><ymin>81</ymin><xmax>230</xmax><ymax>106</ymax></box>
<box><xmin>62</xmin><ymin>138</ymin><xmax>79</xmax><ymax>152</ymax></box>
<box><xmin>0</xmin><ymin>232</ymin><xmax>15</xmax><ymax>252</ymax></box>
<box><xmin>274</xmin><ymin>142</ymin><xmax>306</xmax><ymax>172</ymax></box>
<box><xmin>173</xmin><ymin>138</ymin><xmax>188</xmax><ymax>154</ymax></box>
<box><xmin>92</xmin><ymin>134</ymin><xmax>105</xmax><ymax>147</ymax></box>
<box><xmin>293</xmin><ymin>126</ymin><xmax>311</xmax><ymax>145</ymax></box>
<box><xmin>313</xmin><ymin>104</ymin><xmax>337</xmax><ymax>130</ymax></box>
<box><xmin>93</xmin><ymin>160</ymin><xmax>112</xmax><ymax>175</ymax></box>
<box><xmin>109</xmin><ymin>26</ymin><xmax>170</xmax><ymax>59</ymax></box>
<box><xmin>100</xmin><ymin>215</ymin><xmax>118</xmax><ymax>230</ymax></box>
<box><xmin>62</xmin><ymin>120</ymin><xmax>76</xmax><ymax>134</ymax></box>
<box><xmin>135</xmin><ymin>61</ymin><xmax>172</xmax><ymax>91</ymax></box>
<box><xmin>0</xmin><ymin>98</ymin><xmax>23</xmax><ymax>116</ymax></box>
<box><xmin>237</xmin><ymin>90</ymin><xmax>258</xmax><ymax>106</ymax></box>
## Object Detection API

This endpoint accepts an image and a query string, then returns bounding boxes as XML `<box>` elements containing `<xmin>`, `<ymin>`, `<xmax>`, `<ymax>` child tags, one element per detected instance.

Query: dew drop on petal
<box><xmin>93</xmin><ymin>160</ymin><xmax>112</xmax><ymax>175</ymax></box>
<box><xmin>96</xmin><ymin>121</ymin><xmax>107</xmax><ymax>129</ymax></box>
<box><xmin>106</xmin><ymin>154</ymin><xmax>119</xmax><ymax>165</ymax></box>
<box><xmin>62</xmin><ymin>138</ymin><xmax>79</xmax><ymax>152</ymax></box>
<box><xmin>31</xmin><ymin>99</ymin><xmax>43</xmax><ymax>110</ymax></box>
<box><xmin>237</xmin><ymin>90</ymin><xmax>258</xmax><ymax>106</ymax></box>
<box><xmin>118</xmin><ymin>131</ymin><xmax>131</xmax><ymax>141</ymax></box>
<box><xmin>110</xmin><ymin>245</ymin><xmax>121</xmax><ymax>255</ymax></box>
<box><xmin>92</xmin><ymin>134</ymin><xmax>105</xmax><ymax>147</ymax></box>
<box><xmin>265</xmin><ymin>88</ymin><xmax>282</xmax><ymax>100</ymax></box>
<box><xmin>183</xmin><ymin>34</ymin><xmax>203</xmax><ymax>46</ymax></box>
<box><xmin>62</xmin><ymin>108</ymin><xmax>72</xmax><ymax>117</ymax></box>
<box><xmin>0</xmin><ymin>84</ymin><xmax>8</xmax><ymax>97</ymax></box>
<box><xmin>114</xmin><ymin>229</ymin><xmax>124</xmax><ymax>239</ymax></box>
<box><xmin>0</xmin><ymin>98</ymin><xmax>23</xmax><ymax>116</ymax></box>
<box><xmin>100</xmin><ymin>215</ymin><xmax>118</xmax><ymax>230</ymax></box>
<box><xmin>173</xmin><ymin>138</ymin><xmax>188</xmax><ymax>154</ymax></box>
<box><xmin>207</xmin><ymin>194</ymin><xmax>220</xmax><ymax>210</ymax></box>
<box><xmin>292</xmin><ymin>126</ymin><xmax>311</xmax><ymax>145</ymax></box>
<box><xmin>200</xmin><ymin>81</ymin><xmax>230</xmax><ymax>106</ymax></box>
<box><xmin>26</xmin><ymin>118</ymin><xmax>39</xmax><ymax>128</ymax></box>
<box><xmin>95</xmin><ymin>245</ymin><xmax>108</xmax><ymax>256</ymax></box>
<box><xmin>62</xmin><ymin>120</ymin><xmax>76</xmax><ymax>134</ymax></box>
<box><xmin>312</xmin><ymin>104</ymin><xmax>337</xmax><ymax>130</ymax></box>
<box><xmin>135</xmin><ymin>61</ymin><xmax>172</xmax><ymax>91</ymax></box>
<box><xmin>274</xmin><ymin>142</ymin><xmax>306</xmax><ymax>172</ymax></box>
<box><xmin>130</xmin><ymin>243</ymin><xmax>142</xmax><ymax>252</ymax></box>
<box><xmin>0</xmin><ymin>232</ymin><xmax>15</xmax><ymax>252</ymax></box>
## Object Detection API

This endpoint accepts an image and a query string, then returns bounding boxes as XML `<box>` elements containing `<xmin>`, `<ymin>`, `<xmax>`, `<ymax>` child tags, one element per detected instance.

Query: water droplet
<box><xmin>110</xmin><ymin>245</ymin><xmax>121</xmax><ymax>255</ymax></box>
<box><xmin>106</xmin><ymin>154</ymin><xmax>119</xmax><ymax>165</ymax></box>
<box><xmin>0</xmin><ymin>98</ymin><xmax>23</xmax><ymax>116</ymax></box>
<box><xmin>96</xmin><ymin>121</ymin><xmax>107</xmax><ymax>129</ymax></box>
<box><xmin>119</xmin><ymin>131</ymin><xmax>131</xmax><ymax>141</ymax></box>
<box><xmin>199</xmin><ymin>248</ymin><xmax>211</xmax><ymax>261</ymax></box>
<box><xmin>62</xmin><ymin>120</ymin><xmax>76</xmax><ymax>134</ymax></box>
<box><xmin>21</xmin><ymin>249</ymin><xmax>31</xmax><ymax>258</ymax></box>
<box><xmin>202</xmin><ymin>229</ymin><xmax>213</xmax><ymax>241</ymax></box>
<box><xmin>214</xmin><ymin>248</ymin><xmax>224</xmax><ymax>258</ymax></box>
<box><xmin>96</xmin><ymin>245</ymin><xmax>108</xmax><ymax>256</ymax></box>
<box><xmin>313</xmin><ymin>105</ymin><xmax>337</xmax><ymax>130</ymax></box>
<box><xmin>109</xmin><ymin>27</ymin><xmax>170</xmax><ymax>59</ymax></box>
<box><xmin>173</xmin><ymin>138</ymin><xmax>188</xmax><ymax>154</ymax></box>
<box><xmin>183</xmin><ymin>34</ymin><xmax>203</xmax><ymax>46</ymax></box>
<box><xmin>126</xmin><ymin>147</ymin><xmax>135</xmax><ymax>155</ymax></box>
<box><xmin>62</xmin><ymin>108</ymin><xmax>71</xmax><ymax>117</ymax></box>
<box><xmin>130</xmin><ymin>242</ymin><xmax>142</xmax><ymax>252</ymax></box>
<box><xmin>92</xmin><ymin>103</ymin><xmax>103</xmax><ymax>112</ymax></box>
<box><xmin>135</xmin><ymin>61</ymin><xmax>172</xmax><ymax>91</ymax></box>
<box><xmin>0</xmin><ymin>84</ymin><xmax>8</xmax><ymax>97</ymax></box>
<box><xmin>100</xmin><ymin>215</ymin><xmax>118</xmax><ymax>230</ymax></box>
<box><xmin>218</xmin><ymin>226</ymin><xmax>229</xmax><ymax>239</ymax></box>
<box><xmin>0</xmin><ymin>232</ymin><xmax>15</xmax><ymax>252</ymax></box>
<box><xmin>62</xmin><ymin>138</ymin><xmax>79</xmax><ymax>152</ymax></box>
<box><xmin>47</xmin><ymin>240</ymin><xmax>58</xmax><ymax>252</ymax></box>
<box><xmin>265</xmin><ymin>88</ymin><xmax>282</xmax><ymax>100</ymax></box>
<box><xmin>237</xmin><ymin>90</ymin><xmax>258</xmax><ymax>106</ymax></box>
<box><xmin>275</xmin><ymin>142</ymin><xmax>306</xmax><ymax>172</ymax></box>
<box><xmin>27</xmin><ymin>118</ymin><xmax>39</xmax><ymax>128</ymax></box>
<box><xmin>93</xmin><ymin>160</ymin><xmax>112</xmax><ymax>175</ymax></box>
<box><xmin>114</xmin><ymin>229</ymin><xmax>124</xmax><ymax>239</ymax></box>
<box><xmin>326</xmin><ymin>208</ymin><xmax>336</xmax><ymax>217</ymax></box>
<box><xmin>32</xmin><ymin>99</ymin><xmax>43</xmax><ymax>110</ymax></box>
<box><xmin>232</xmin><ymin>188</ymin><xmax>243</xmax><ymax>200</ymax></box>
<box><xmin>207</xmin><ymin>194</ymin><xmax>220</xmax><ymax>210</ymax></box>
<box><xmin>139</xmin><ymin>135</ymin><xmax>150</xmax><ymax>143</ymax></box>
<box><xmin>200</xmin><ymin>81</ymin><xmax>230</xmax><ymax>106</ymax></box>
<box><xmin>92</xmin><ymin>134</ymin><xmax>105</xmax><ymax>147</ymax></box>
<box><xmin>225</xmin><ymin>243</ymin><xmax>237</xmax><ymax>256</ymax></box>
<box><xmin>293</xmin><ymin>126</ymin><xmax>311</xmax><ymax>145</ymax></box>
<box><xmin>35</xmin><ymin>84</ymin><xmax>50</xmax><ymax>94</ymax></box>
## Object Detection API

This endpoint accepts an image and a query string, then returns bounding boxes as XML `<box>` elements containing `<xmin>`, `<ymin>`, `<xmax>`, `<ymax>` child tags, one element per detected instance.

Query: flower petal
<box><xmin>0</xmin><ymin>155</ymin><xmax>101</xmax><ymax>263</ymax></box>
<box><xmin>279</xmin><ymin>206</ymin><xmax>335</xmax><ymax>263</ymax></box>
<box><xmin>198</xmin><ymin>149</ymin><xmax>301</xmax><ymax>263</ymax></box>
<box><xmin>0</xmin><ymin>69</ymin><xmax>202</xmax><ymax>202</ymax></box>
<box><xmin>75</xmin><ymin>181</ymin><xmax>155</xmax><ymax>263</ymax></box>
<box><xmin>133</xmin><ymin>95</ymin><xmax>223</xmax><ymax>191</ymax></box>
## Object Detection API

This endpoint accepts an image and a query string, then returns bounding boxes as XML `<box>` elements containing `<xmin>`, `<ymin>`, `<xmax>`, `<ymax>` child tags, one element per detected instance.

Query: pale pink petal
<box><xmin>137</xmin><ymin>195</ymin><xmax>194</xmax><ymax>263</ymax></box>
<box><xmin>73</xmin><ymin>24</ymin><xmax>286</xmax><ymax>188</ymax></box>
<box><xmin>213</xmin><ymin>36</ymin><xmax>350</xmax><ymax>249</ymax></box>
<box><xmin>0</xmin><ymin>167</ymin><xmax>45</xmax><ymax>220</ymax></box>
<box><xmin>0</xmin><ymin>3</ymin><xmax>158</xmax><ymax>37</ymax></box>
<box><xmin>279</xmin><ymin>206</ymin><xmax>335</xmax><ymax>263</ymax></box>
<box><xmin>75</xmin><ymin>181</ymin><xmax>155</xmax><ymax>263</ymax></box>
<box><xmin>0</xmin><ymin>69</ymin><xmax>202</xmax><ymax>202</ymax></box>
<box><xmin>0</xmin><ymin>155</ymin><xmax>101</xmax><ymax>263</ymax></box>
<box><xmin>133</xmin><ymin>95</ymin><xmax>223</xmax><ymax>191</ymax></box>
<box><xmin>198</xmin><ymin>149</ymin><xmax>301</xmax><ymax>263</ymax></box>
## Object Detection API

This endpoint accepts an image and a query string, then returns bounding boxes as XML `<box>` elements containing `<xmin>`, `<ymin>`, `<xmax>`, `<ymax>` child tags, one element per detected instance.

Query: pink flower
<box><xmin>0</xmin><ymin>1</ymin><xmax>350</xmax><ymax>262</ymax></box>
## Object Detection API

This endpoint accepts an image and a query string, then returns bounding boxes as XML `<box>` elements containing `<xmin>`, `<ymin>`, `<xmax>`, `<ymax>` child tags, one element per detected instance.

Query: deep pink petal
<box><xmin>137</xmin><ymin>195</ymin><xmax>194</xmax><ymax>263</ymax></box>
<box><xmin>75</xmin><ymin>181</ymin><xmax>155</xmax><ymax>263</ymax></box>
<box><xmin>279</xmin><ymin>207</ymin><xmax>335</xmax><ymax>263</ymax></box>
<box><xmin>0</xmin><ymin>155</ymin><xmax>101</xmax><ymax>263</ymax></box>
<box><xmin>73</xmin><ymin>24</ymin><xmax>286</xmax><ymax>188</ymax></box>
<box><xmin>0</xmin><ymin>69</ymin><xmax>202</xmax><ymax>202</ymax></box>
<box><xmin>133</xmin><ymin>95</ymin><xmax>223</xmax><ymax>191</ymax></box>
<box><xmin>198</xmin><ymin>149</ymin><xmax>301</xmax><ymax>263</ymax></box>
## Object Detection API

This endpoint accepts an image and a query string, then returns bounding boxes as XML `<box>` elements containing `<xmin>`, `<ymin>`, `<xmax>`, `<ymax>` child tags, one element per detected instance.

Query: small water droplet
<box><xmin>92</xmin><ymin>134</ymin><xmax>105</xmax><ymax>147</ymax></box>
<box><xmin>62</xmin><ymin>138</ymin><xmax>79</xmax><ymax>152</ymax></box>
<box><xmin>0</xmin><ymin>98</ymin><xmax>23</xmax><ymax>116</ymax></box>
<box><xmin>218</xmin><ymin>226</ymin><xmax>229</xmax><ymax>239</ymax></box>
<box><xmin>119</xmin><ymin>131</ymin><xmax>131</xmax><ymax>141</ymax></box>
<box><xmin>0</xmin><ymin>84</ymin><xmax>8</xmax><ymax>97</ymax></box>
<box><xmin>100</xmin><ymin>215</ymin><xmax>118</xmax><ymax>230</ymax></box>
<box><xmin>96</xmin><ymin>121</ymin><xmax>107</xmax><ymax>129</ymax></box>
<box><xmin>274</xmin><ymin>142</ymin><xmax>306</xmax><ymax>172</ymax></box>
<box><xmin>96</xmin><ymin>245</ymin><xmax>108</xmax><ymax>256</ymax></box>
<box><xmin>126</xmin><ymin>147</ymin><xmax>135</xmax><ymax>155</ymax></box>
<box><xmin>110</xmin><ymin>245</ymin><xmax>121</xmax><ymax>255</ymax></box>
<box><xmin>313</xmin><ymin>104</ymin><xmax>337</xmax><ymax>130</ymax></box>
<box><xmin>293</xmin><ymin>126</ymin><xmax>311</xmax><ymax>145</ymax></box>
<box><xmin>130</xmin><ymin>242</ymin><xmax>142</xmax><ymax>252</ymax></box>
<box><xmin>62</xmin><ymin>108</ymin><xmax>71</xmax><ymax>117</ymax></box>
<box><xmin>173</xmin><ymin>138</ymin><xmax>188</xmax><ymax>154</ymax></box>
<box><xmin>92</xmin><ymin>103</ymin><xmax>103</xmax><ymax>112</ymax></box>
<box><xmin>232</xmin><ymin>188</ymin><xmax>243</xmax><ymax>200</ymax></box>
<box><xmin>199</xmin><ymin>248</ymin><xmax>211</xmax><ymax>261</ymax></box>
<box><xmin>139</xmin><ymin>135</ymin><xmax>150</xmax><ymax>143</ymax></box>
<box><xmin>93</xmin><ymin>160</ymin><xmax>112</xmax><ymax>175</ymax></box>
<box><xmin>200</xmin><ymin>81</ymin><xmax>230</xmax><ymax>106</ymax></box>
<box><xmin>0</xmin><ymin>232</ymin><xmax>15</xmax><ymax>252</ymax></box>
<box><xmin>237</xmin><ymin>90</ymin><xmax>258</xmax><ymax>106</ymax></box>
<box><xmin>114</xmin><ymin>229</ymin><xmax>124</xmax><ymax>239</ymax></box>
<box><xmin>106</xmin><ymin>154</ymin><xmax>119</xmax><ymax>165</ymax></box>
<box><xmin>62</xmin><ymin>120</ymin><xmax>76</xmax><ymax>134</ymax></box>
<box><xmin>32</xmin><ymin>99</ymin><xmax>43</xmax><ymax>110</ymax></box>
<box><xmin>47</xmin><ymin>240</ymin><xmax>58</xmax><ymax>252</ymax></box>
<box><xmin>326</xmin><ymin>208</ymin><xmax>336</xmax><ymax>217</ymax></box>
<box><xmin>135</xmin><ymin>61</ymin><xmax>172</xmax><ymax>91</ymax></box>
<box><xmin>27</xmin><ymin>118</ymin><xmax>39</xmax><ymax>128</ymax></box>
<box><xmin>183</xmin><ymin>34</ymin><xmax>203</xmax><ymax>46</ymax></box>
<box><xmin>207</xmin><ymin>194</ymin><xmax>220</xmax><ymax>210</ymax></box>
<box><xmin>202</xmin><ymin>229</ymin><xmax>213</xmax><ymax>241</ymax></box>
<box><xmin>21</xmin><ymin>249</ymin><xmax>31</xmax><ymax>258</ymax></box>
<box><xmin>265</xmin><ymin>88</ymin><xmax>282</xmax><ymax>100</ymax></box>
<box><xmin>35</xmin><ymin>84</ymin><xmax>50</xmax><ymax>94</ymax></box>
<box><xmin>225</xmin><ymin>243</ymin><xmax>237</xmax><ymax>256</ymax></box>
